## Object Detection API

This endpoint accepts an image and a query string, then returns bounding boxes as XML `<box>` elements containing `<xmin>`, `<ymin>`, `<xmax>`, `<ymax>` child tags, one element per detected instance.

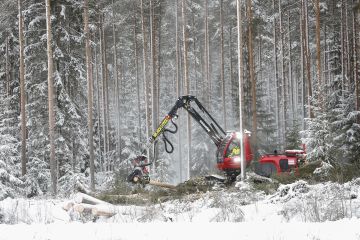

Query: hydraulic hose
<box><xmin>162</xmin><ymin>119</ymin><xmax>178</xmax><ymax>153</ymax></box>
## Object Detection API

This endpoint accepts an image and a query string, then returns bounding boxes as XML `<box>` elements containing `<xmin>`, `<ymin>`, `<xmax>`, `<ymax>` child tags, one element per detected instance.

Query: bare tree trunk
<box><xmin>287</xmin><ymin>13</ymin><xmax>294</xmax><ymax>124</ymax></box>
<box><xmin>273</xmin><ymin>0</ymin><xmax>281</xmax><ymax>141</ymax></box>
<box><xmin>99</xmin><ymin>13</ymin><xmax>110</xmax><ymax>171</ymax></box>
<box><xmin>323</xmin><ymin>25</ymin><xmax>327</xmax><ymax>90</ymax></box>
<box><xmin>229</xmin><ymin>25</ymin><xmax>233</xmax><ymax>124</ymax></box>
<box><xmin>156</xmin><ymin>2</ymin><xmax>162</xmax><ymax>166</ymax></box>
<box><xmin>112</xmin><ymin>0</ymin><xmax>121</xmax><ymax>163</ymax></box>
<box><xmin>84</xmin><ymin>0</ymin><xmax>95</xmax><ymax>190</ymax></box>
<box><xmin>103</xmin><ymin>17</ymin><xmax>111</xmax><ymax>170</ymax></box>
<box><xmin>299</xmin><ymin>4</ymin><xmax>305</xmax><ymax>129</ymax></box>
<box><xmin>247</xmin><ymin>0</ymin><xmax>256</xmax><ymax>148</ymax></box>
<box><xmin>237</xmin><ymin>0</ymin><xmax>246</xmax><ymax>180</ymax></box>
<box><xmin>150</xmin><ymin>0</ymin><xmax>158</xmax><ymax>169</ymax></box>
<box><xmin>140</xmin><ymin>0</ymin><xmax>151</xmax><ymax>162</ymax></box>
<box><xmin>341</xmin><ymin>0</ymin><xmax>346</xmax><ymax>91</ymax></box>
<box><xmin>220</xmin><ymin>0</ymin><xmax>226</xmax><ymax>129</ymax></box>
<box><xmin>259</xmin><ymin>38</ymin><xmax>267</xmax><ymax>111</ymax></box>
<box><xmin>315</xmin><ymin>0</ymin><xmax>322</xmax><ymax>109</ymax></box>
<box><xmin>278</xmin><ymin>0</ymin><xmax>286</xmax><ymax>146</ymax></box>
<box><xmin>182</xmin><ymin>0</ymin><xmax>191</xmax><ymax>180</ymax></box>
<box><xmin>302</xmin><ymin>0</ymin><xmax>313</xmax><ymax>118</ymax></box>
<box><xmin>353</xmin><ymin>0</ymin><xmax>360</xmax><ymax>124</ymax></box>
<box><xmin>204</xmin><ymin>0</ymin><xmax>210</xmax><ymax>109</ymax></box>
<box><xmin>133</xmin><ymin>3</ymin><xmax>142</xmax><ymax>145</ymax></box>
<box><xmin>18</xmin><ymin>0</ymin><xmax>27</xmax><ymax>176</ymax></box>
<box><xmin>351</xmin><ymin>0</ymin><xmax>358</xmax><ymax>89</ymax></box>
<box><xmin>5</xmin><ymin>35</ymin><xmax>10</xmax><ymax>97</ymax></box>
<box><xmin>191</xmin><ymin>7</ymin><xmax>197</xmax><ymax>96</ymax></box>
<box><xmin>94</xmin><ymin>32</ymin><xmax>103</xmax><ymax>172</ymax></box>
<box><xmin>175</xmin><ymin>0</ymin><xmax>183</xmax><ymax>182</ymax></box>
<box><xmin>345</xmin><ymin>0</ymin><xmax>351</xmax><ymax>83</ymax></box>
<box><xmin>99</xmin><ymin>14</ymin><xmax>106</xmax><ymax>170</ymax></box>
<box><xmin>45</xmin><ymin>0</ymin><xmax>57</xmax><ymax>195</ymax></box>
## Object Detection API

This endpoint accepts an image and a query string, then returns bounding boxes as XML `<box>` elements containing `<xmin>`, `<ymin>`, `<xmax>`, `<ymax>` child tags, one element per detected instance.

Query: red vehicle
<box><xmin>255</xmin><ymin>149</ymin><xmax>306</xmax><ymax>177</ymax></box>
<box><xmin>216</xmin><ymin>131</ymin><xmax>253</xmax><ymax>178</ymax></box>
<box><xmin>127</xmin><ymin>95</ymin><xmax>306</xmax><ymax>184</ymax></box>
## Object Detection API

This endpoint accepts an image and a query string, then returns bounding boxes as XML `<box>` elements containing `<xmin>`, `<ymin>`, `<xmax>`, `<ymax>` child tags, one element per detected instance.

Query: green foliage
<box><xmin>326</xmin><ymin>162</ymin><xmax>360</xmax><ymax>183</ymax></box>
<box><xmin>285</xmin><ymin>122</ymin><xmax>302</xmax><ymax>150</ymax></box>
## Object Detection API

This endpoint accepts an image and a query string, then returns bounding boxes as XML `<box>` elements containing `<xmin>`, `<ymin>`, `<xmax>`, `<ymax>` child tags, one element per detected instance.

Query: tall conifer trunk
<box><xmin>112</xmin><ymin>0</ymin><xmax>121</xmax><ymax>162</ymax></box>
<box><xmin>18</xmin><ymin>0</ymin><xmax>27</xmax><ymax>176</ymax></box>
<box><xmin>175</xmin><ymin>0</ymin><xmax>183</xmax><ymax>182</ymax></box>
<box><xmin>5</xmin><ymin>36</ymin><xmax>10</xmax><ymax>97</ymax></box>
<box><xmin>248</xmin><ymin>0</ymin><xmax>257</xmax><ymax>148</ymax></box>
<box><xmin>45</xmin><ymin>0</ymin><xmax>57</xmax><ymax>195</ymax></box>
<box><xmin>134</xmin><ymin>3</ymin><xmax>142</xmax><ymax>145</ymax></box>
<box><xmin>273</xmin><ymin>0</ymin><xmax>281</xmax><ymax>141</ymax></box>
<box><xmin>315</xmin><ymin>0</ymin><xmax>322</xmax><ymax>109</ymax></box>
<box><xmin>302</xmin><ymin>0</ymin><xmax>313</xmax><ymax>118</ymax></box>
<box><xmin>278</xmin><ymin>0</ymin><xmax>286</xmax><ymax>145</ymax></box>
<box><xmin>237</xmin><ymin>0</ymin><xmax>246</xmax><ymax>180</ymax></box>
<box><xmin>141</xmin><ymin>0</ymin><xmax>151</xmax><ymax>163</ymax></box>
<box><xmin>84</xmin><ymin>0</ymin><xmax>95</xmax><ymax>190</ymax></box>
<box><xmin>182</xmin><ymin>0</ymin><xmax>191</xmax><ymax>180</ymax></box>
<box><xmin>204</xmin><ymin>0</ymin><xmax>210</xmax><ymax>109</ymax></box>
<box><xmin>220</xmin><ymin>0</ymin><xmax>226</xmax><ymax>129</ymax></box>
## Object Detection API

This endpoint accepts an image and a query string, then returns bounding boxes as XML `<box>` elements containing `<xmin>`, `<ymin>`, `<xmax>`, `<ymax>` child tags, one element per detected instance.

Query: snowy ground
<box><xmin>1</xmin><ymin>220</ymin><xmax>360</xmax><ymax>240</ymax></box>
<box><xmin>1</xmin><ymin>178</ymin><xmax>360</xmax><ymax>240</ymax></box>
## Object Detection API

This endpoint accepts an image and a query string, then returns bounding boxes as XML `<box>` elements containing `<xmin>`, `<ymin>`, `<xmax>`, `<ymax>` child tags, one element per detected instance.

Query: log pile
<box><xmin>62</xmin><ymin>193</ymin><xmax>117</xmax><ymax>217</ymax></box>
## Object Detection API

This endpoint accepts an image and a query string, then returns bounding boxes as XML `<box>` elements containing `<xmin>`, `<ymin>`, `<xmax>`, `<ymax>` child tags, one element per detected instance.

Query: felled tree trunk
<box><xmin>149</xmin><ymin>180</ymin><xmax>176</xmax><ymax>189</ymax></box>
<box><xmin>75</xmin><ymin>193</ymin><xmax>109</xmax><ymax>205</ymax></box>
<box><xmin>67</xmin><ymin>193</ymin><xmax>116</xmax><ymax>217</ymax></box>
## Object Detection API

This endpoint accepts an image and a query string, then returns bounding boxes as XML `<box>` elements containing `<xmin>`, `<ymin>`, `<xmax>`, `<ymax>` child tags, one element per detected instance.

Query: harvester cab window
<box><xmin>217</xmin><ymin>135</ymin><xmax>232</xmax><ymax>163</ymax></box>
<box><xmin>279</xmin><ymin>159</ymin><xmax>289</xmax><ymax>172</ymax></box>
<box><xmin>260</xmin><ymin>163</ymin><xmax>277</xmax><ymax>177</ymax></box>
<box><xmin>226</xmin><ymin>140</ymin><xmax>240</xmax><ymax>158</ymax></box>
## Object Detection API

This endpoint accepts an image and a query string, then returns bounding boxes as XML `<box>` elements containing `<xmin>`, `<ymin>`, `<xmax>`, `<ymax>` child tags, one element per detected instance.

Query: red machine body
<box><xmin>215</xmin><ymin>132</ymin><xmax>306</xmax><ymax>177</ymax></box>
<box><xmin>256</xmin><ymin>149</ymin><xmax>306</xmax><ymax>177</ymax></box>
<box><xmin>216</xmin><ymin>132</ymin><xmax>253</xmax><ymax>174</ymax></box>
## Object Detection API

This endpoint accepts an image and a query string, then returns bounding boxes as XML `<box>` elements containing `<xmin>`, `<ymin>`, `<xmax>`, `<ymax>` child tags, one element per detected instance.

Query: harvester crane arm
<box><xmin>128</xmin><ymin>95</ymin><xmax>226</xmax><ymax>184</ymax></box>
<box><xmin>143</xmin><ymin>95</ymin><xmax>225</xmax><ymax>154</ymax></box>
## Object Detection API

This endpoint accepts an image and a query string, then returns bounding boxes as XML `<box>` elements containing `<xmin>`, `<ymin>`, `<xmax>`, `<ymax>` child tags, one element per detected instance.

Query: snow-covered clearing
<box><xmin>1</xmin><ymin>178</ymin><xmax>360</xmax><ymax>240</ymax></box>
<box><xmin>1</xmin><ymin>220</ymin><xmax>360</xmax><ymax>240</ymax></box>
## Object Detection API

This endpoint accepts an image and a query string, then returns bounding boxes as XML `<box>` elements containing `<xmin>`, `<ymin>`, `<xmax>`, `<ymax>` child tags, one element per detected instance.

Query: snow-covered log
<box><xmin>62</xmin><ymin>201</ymin><xmax>75</xmax><ymax>211</ymax></box>
<box><xmin>91</xmin><ymin>205</ymin><xmax>117</xmax><ymax>217</ymax></box>
<box><xmin>73</xmin><ymin>203</ymin><xmax>97</xmax><ymax>213</ymax></box>
<box><xmin>73</xmin><ymin>203</ymin><xmax>116</xmax><ymax>217</ymax></box>
<box><xmin>71</xmin><ymin>193</ymin><xmax>117</xmax><ymax>217</ymax></box>
<box><xmin>75</xmin><ymin>193</ymin><xmax>109</xmax><ymax>205</ymax></box>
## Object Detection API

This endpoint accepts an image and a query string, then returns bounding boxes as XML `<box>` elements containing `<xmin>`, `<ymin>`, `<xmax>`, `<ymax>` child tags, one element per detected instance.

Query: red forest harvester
<box><xmin>127</xmin><ymin>95</ymin><xmax>306</xmax><ymax>185</ymax></box>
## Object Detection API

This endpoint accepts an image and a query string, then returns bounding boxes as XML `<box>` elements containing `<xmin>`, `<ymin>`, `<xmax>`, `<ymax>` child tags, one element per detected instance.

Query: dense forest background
<box><xmin>0</xmin><ymin>0</ymin><xmax>359</xmax><ymax>198</ymax></box>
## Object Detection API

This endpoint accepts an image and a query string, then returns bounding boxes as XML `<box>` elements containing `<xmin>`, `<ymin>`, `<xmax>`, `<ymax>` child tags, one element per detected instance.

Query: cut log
<box><xmin>72</xmin><ymin>193</ymin><xmax>117</xmax><ymax>217</ymax></box>
<box><xmin>73</xmin><ymin>203</ymin><xmax>116</xmax><ymax>217</ymax></box>
<box><xmin>73</xmin><ymin>203</ymin><xmax>98</xmax><ymax>213</ymax></box>
<box><xmin>149</xmin><ymin>180</ymin><xmax>176</xmax><ymax>189</ymax></box>
<box><xmin>91</xmin><ymin>205</ymin><xmax>117</xmax><ymax>217</ymax></box>
<box><xmin>75</xmin><ymin>192</ymin><xmax>109</xmax><ymax>205</ymax></box>
<box><xmin>62</xmin><ymin>201</ymin><xmax>75</xmax><ymax>211</ymax></box>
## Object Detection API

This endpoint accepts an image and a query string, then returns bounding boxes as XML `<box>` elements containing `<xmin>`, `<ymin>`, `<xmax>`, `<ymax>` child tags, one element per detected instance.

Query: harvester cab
<box><xmin>216</xmin><ymin>131</ymin><xmax>253</xmax><ymax>179</ymax></box>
